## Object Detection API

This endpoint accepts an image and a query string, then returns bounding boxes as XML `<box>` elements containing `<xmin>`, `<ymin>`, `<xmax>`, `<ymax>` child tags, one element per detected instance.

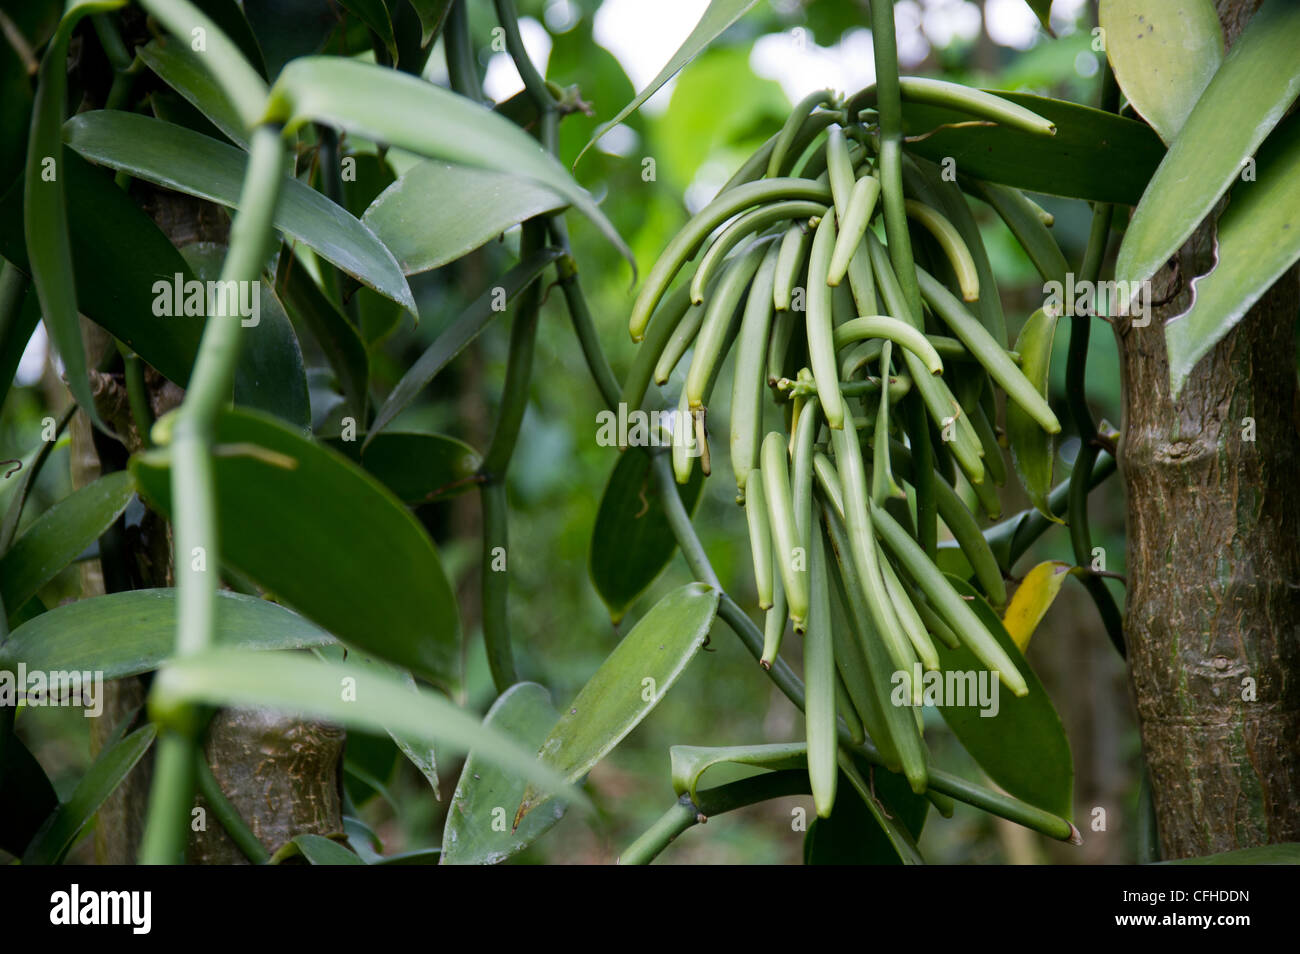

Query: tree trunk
<box><xmin>1116</xmin><ymin>0</ymin><xmax>1300</xmax><ymax>859</ymax></box>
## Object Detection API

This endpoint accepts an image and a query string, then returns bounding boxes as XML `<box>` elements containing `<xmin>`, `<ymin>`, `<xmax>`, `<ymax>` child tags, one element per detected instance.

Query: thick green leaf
<box><xmin>804</xmin><ymin>762</ymin><xmax>928</xmax><ymax>865</ymax></box>
<box><xmin>264</xmin><ymin>57</ymin><xmax>633</xmax><ymax>272</ymax></box>
<box><xmin>1099</xmin><ymin>0</ymin><xmax>1222</xmax><ymax>145</ymax></box>
<box><xmin>670</xmin><ymin>742</ymin><xmax>807</xmax><ymax>804</ymax></box>
<box><xmin>138</xmin><ymin>38</ymin><xmax>247</xmax><ymax>148</ymax></box>
<box><xmin>0</xmin><ymin>589</ymin><xmax>336</xmax><ymax>681</ymax></box>
<box><xmin>1165</xmin><ymin>115</ymin><xmax>1300</xmax><ymax>396</ymax></box>
<box><xmin>442</xmin><ymin>682</ymin><xmax>565</xmax><ymax>865</ymax></box>
<box><xmin>0</xmin><ymin>471</ymin><xmax>135</xmax><ymax>618</ymax></box>
<box><xmin>1158</xmin><ymin>844</ymin><xmax>1300</xmax><ymax>865</ymax></box>
<box><xmin>0</xmin><ymin>732</ymin><xmax>58</xmax><ymax>858</ymax></box>
<box><xmin>275</xmin><ymin>252</ymin><xmax>369</xmax><ymax>422</ymax></box>
<box><xmin>0</xmin><ymin>155</ymin><xmax>205</xmax><ymax>386</ymax></box>
<box><xmin>1116</xmin><ymin>0</ymin><xmax>1300</xmax><ymax>289</ymax></box>
<box><xmin>189</xmin><ymin>0</ymin><xmax>269</xmax><ymax>78</ymax></box>
<box><xmin>180</xmin><ymin>243</ymin><xmax>310</xmax><ymax>430</ymax></box>
<box><xmin>363</xmin><ymin>159</ymin><xmax>566</xmax><ymax>276</ymax></box>
<box><xmin>1006</xmin><ymin>308</ymin><xmax>1059</xmax><ymax>521</ymax></box>
<box><xmin>1022</xmin><ymin>0</ymin><xmax>1053</xmax><ymax>34</ymax></box>
<box><xmin>901</xmin><ymin>93</ymin><xmax>1164</xmax><ymax>205</ymax></box>
<box><xmin>330</xmin><ymin>431</ymin><xmax>481</xmax><ymax>506</ymax></box>
<box><xmin>130</xmin><ymin>407</ymin><xmax>461</xmax><ymax>688</ymax></box>
<box><xmin>366</xmin><ymin>248</ymin><xmax>563</xmax><ymax>443</ymax></box>
<box><xmin>23</xmin><ymin>2</ymin><xmax>127</xmax><ymax>432</ymax></box>
<box><xmin>150</xmin><ymin>649</ymin><xmax>585</xmax><ymax>806</ymax></box>
<box><xmin>64</xmin><ymin>111</ymin><xmax>416</xmax><ymax>314</ymax></box>
<box><xmin>577</xmin><ymin>0</ymin><xmax>760</xmax><ymax>166</ymax></box>
<box><xmin>589</xmin><ymin>448</ymin><xmax>705</xmax><ymax>623</ymax></box>
<box><xmin>934</xmin><ymin>575</ymin><xmax>1073</xmax><ymax>820</ymax></box>
<box><xmin>339</xmin><ymin>154</ymin><xmax>402</xmax><ymax>344</ymax></box>
<box><xmin>405</xmin><ymin>0</ymin><xmax>452</xmax><ymax>47</ymax></box>
<box><xmin>138</xmin><ymin>0</ymin><xmax>267</xmax><ymax>127</ymax></box>
<box><xmin>0</xmin><ymin>1</ymin><xmax>57</xmax><ymax>188</ymax></box>
<box><xmin>242</xmin><ymin>0</ymin><xmax>339</xmax><ymax>78</ymax></box>
<box><xmin>338</xmin><ymin>0</ymin><xmax>396</xmax><ymax>61</ymax></box>
<box><xmin>23</xmin><ymin>723</ymin><xmax>156</xmax><ymax>865</ymax></box>
<box><xmin>275</xmin><ymin>833</ymin><xmax>365</xmax><ymax>865</ymax></box>
<box><xmin>517</xmin><ymin>582</ymin><xmax>720</xmax><ymax>822</ymax></box>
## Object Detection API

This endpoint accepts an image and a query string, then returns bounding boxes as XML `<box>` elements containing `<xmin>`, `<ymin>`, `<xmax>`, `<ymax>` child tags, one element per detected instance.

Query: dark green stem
<box><xmin>550</xmin><ymin>228</ymin><xmax>622</xmax><ymax>410</ymax></box>
<box><xmin>492</xmin><ymin>0</ymin><xmax>553</xmax><ymax>110</ymax></box>
<box><xmin>1062</xmin><ymin>62</ymin><xmax>1125</xmax><ymax>657</ymax></box>
<box><xmin>477</xmin><ymin>220</ymin><xmax>547</xmax><ymax>692</ymax></box>
<box><xmin>1008</xmin><ymin>450</ymin><xmax>1116</xmax><ymax>566</ymax></box>
<box><xmin>195</xmin><ymin>752</ymin><xmax>270</xmax><ymax>864</ymax></box>
<box><xmin>479</xmin><ymin>480</ymin><xmax>516</xmax><ymax>691</ymax></box>
<box><xmin>445</xmin><ymin>0</ymin><xmax>483</xmax><ymax>103</ymax></box>
<box><xmin>619</xmin><ymin>770</ymin><xmax>811</xmax><ymax>864</ymax></box>
<box><xmin>122</xmin><ymin>348</ymin><xmax>154</xmax><ymax>448</ymax></box>
<box><xmin>314</xmin><ymin>126</ymin><xmax>359</xmax><ymax>326</ymax></box>
<box><xmin>869</xmin><ymin>0</ymin><xmax>922</xmax><ymax>321</ymax></box>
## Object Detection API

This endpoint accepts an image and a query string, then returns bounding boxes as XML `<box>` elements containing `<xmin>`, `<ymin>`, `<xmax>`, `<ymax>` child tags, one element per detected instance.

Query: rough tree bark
<box><xmin>1116</xmin><ymin>0</ymin><xmax>1300</xmax><ymax>859</ymax></box>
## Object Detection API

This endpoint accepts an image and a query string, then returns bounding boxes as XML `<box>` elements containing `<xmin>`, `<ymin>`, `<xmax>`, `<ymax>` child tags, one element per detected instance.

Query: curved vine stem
<box><xmin>139</xmin><ymin>123</ymin><xmax>288</xmax><ymax>865</ymax></box>
<box><xmin>478</xmin><ymin>0</ymin><xmax>566</xmax><ymax>693</ymax></box>
<box><xmin>445</xmin><ymin>0</ymin><xmax>483</xmax><ymax>103</ymax></box>
<box><xmin>1064</xmin><ymin>62</ymin><xmax>1125</xmax><ymax>658</ymax></box>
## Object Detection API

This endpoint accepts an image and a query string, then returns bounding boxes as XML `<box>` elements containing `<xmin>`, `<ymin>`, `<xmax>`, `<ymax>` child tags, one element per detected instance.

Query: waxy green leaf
<box><xmin>517</xmin><ymin>582</ymin><xmax>720</xmax><ymax>822</ymax></box>
<box><xmin>150</xmin><ymin>650</ymin><xmax>585</xmax><ymax>807</ymax></box>
<box><xmin>590</xmin><ymin>447</ymin><xmax>705</xmax><ymax>623</ymax></box>
<box><xmin>23</xmin><ymin>1</ymin><xmax>127</xmax><ymax>432</ymax></box>
<box><xmin>23</xmin><ymin>724</ymin><xmax>157</xmax><ymax>865</ymax></box>
<box><xmin>265</xmin><ymin>57</ymin><xmax>633</xmax><ymax>272</ymax></box>
<box><xmin>1116</xmin><ymin>0</ymin><xmax>1300</xmax><ymax>290</ymax></box>
<box><xmin>366</xmin><ymin>248</ymin><xmax>563</xmax><ymax>444</ymax></box>
<box><xmin>901</xmin><ymin>93</ymin><xmax>1164</xmax><ymax>205</ymax></box>
<box><xmin>64</xmin><ymin>111</ymin><xmax>417</xmax><ymax>314</ymax></box>
<box><xmin>138</xmin><ymin>38</ymin><xmax>247</xmax><ymax>147</ymax></box>
<box><xmin>1165</xmin><ymin>116</ymin><xmax>1300</xmax><ymax>396</ymax></box>
<box><xmin>1099</xmin><ymin>0</ymin><xmax>1223</xmax><ymax>145</ymax></box>
<box><xmin>130</xmin><ymin>407</ymin><xmax>461</xmax><ymax>689</ymax></box>
<box><xmin>0</xmin><ymin>155</ymin><xmax>205</xmax><ymax>387</ymax></box>
<box><xmin>0</xmin><ymin>471</ymin><xmax>136</xmax><ymax>620</ymax></box>
<box><xmin>330</xmin><ymin>431</ymin><xmax>482</xmax><ymax>506</ymax></box>
<box><xmin>441</xmin><ymin>683</ymin><xmax>565</xmax><ymax>865</ymax></box>
<box><xmin>405</xmin><ymin>0</ymin><xmax>452</xmax><ymax>47</ymax></box>
<box><xmin>180</xmin><ymin>243</ymin><xmax>310</xmax><ymax>430</ymax></box>
<box><xmin>1006</xmin><ymin>308</ymin><xmax>1060</xmax><ymax>521</ymax></box>
<box><xmin>274</xmin><ymin>252</ymin><xmax>370</xmax><ymax>423</ymax></box>
<box><xmin>934</xmin><ymin>575</ymin><xmax>1073</xmax><ymax>820</ymax></box>
<box><xmin>363</xmin><ymin>160</ymin><xmax>566</xmax><ymax>276</ymax></box>
<box><xmin>0</xmin><ymin>589</ymin><xmax>336</xmax><ymax>681</ymax></box>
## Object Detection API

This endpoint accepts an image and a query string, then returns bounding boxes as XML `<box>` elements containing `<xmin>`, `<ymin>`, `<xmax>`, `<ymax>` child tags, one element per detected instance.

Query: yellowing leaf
<box><xmin>1002</xmin><ymin>560</ymin><xmax>1070</xmax><ymax>651</ymax></box>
